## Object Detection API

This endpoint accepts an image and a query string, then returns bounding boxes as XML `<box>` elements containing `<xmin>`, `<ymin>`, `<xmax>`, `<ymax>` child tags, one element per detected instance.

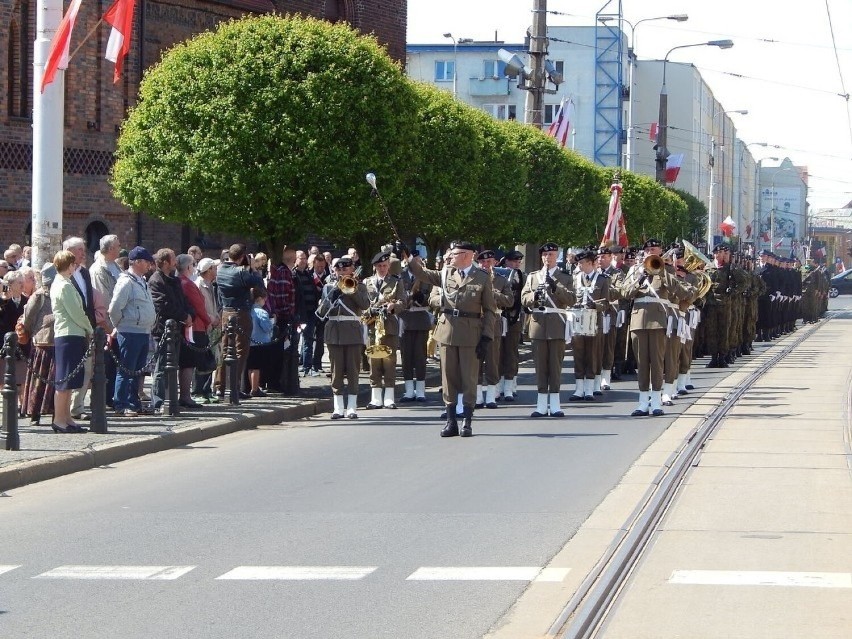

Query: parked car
<box><xmin>828</xmin><ymin>268</ymin><xmax>852</xmax><ymax>298</ymax></box>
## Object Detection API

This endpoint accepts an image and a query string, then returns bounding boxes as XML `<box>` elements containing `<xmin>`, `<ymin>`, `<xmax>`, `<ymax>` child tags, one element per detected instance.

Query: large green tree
<box><xmin>112</xmin><ymin>15</ymin><xmax>419</xmax><ymax>254</ymax></box>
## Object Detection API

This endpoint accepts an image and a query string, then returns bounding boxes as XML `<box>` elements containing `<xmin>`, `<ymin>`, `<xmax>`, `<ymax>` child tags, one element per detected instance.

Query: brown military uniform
<box><xmin>317</xmin><ymin>281</ymin><xmax>370</xmax><ymax>398</ymax></box>
<box><xmin>364</xmin><ymin>273</ymin><xmax>406</xmax><ymax>392</ymax></box>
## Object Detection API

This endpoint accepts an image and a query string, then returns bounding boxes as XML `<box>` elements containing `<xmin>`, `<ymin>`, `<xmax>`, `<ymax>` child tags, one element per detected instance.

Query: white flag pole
<box><xmin>32</xmin><ymin>0</ymin><xmax>67</xmax><ymax>269</ymax></box>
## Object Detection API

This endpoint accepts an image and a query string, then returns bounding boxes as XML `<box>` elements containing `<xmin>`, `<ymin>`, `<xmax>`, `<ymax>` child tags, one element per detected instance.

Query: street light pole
<box><xmin>655</xmin><ymin>40</ymin><xmax>734</xmax><ymax>186</ymax></box>
<box><xmin>442</xmin><ymin>33</ymin><xmax>457</xmax><ymax>98</ymax></box>
<box><xmin>707</xmin><ymin>108</ymin><xmax>747</xmax><ymax>249</ymax></box>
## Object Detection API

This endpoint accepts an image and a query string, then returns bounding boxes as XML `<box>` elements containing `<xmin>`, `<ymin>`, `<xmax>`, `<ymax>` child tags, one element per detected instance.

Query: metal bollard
<box><xmin>164</xmin><ymin>319</ymin><xmax>180</xmax><ymax>416</ymax></box>
<box><xmin>2</xmin><ymin>332</ymin><xmax>20</xmax><ymax>451</ymax></box>
<box><xmin>224</xmin><ymin>315</ymin><xmax>240</xmax><ymax>405</ymax></box>
<box><xmin>89</xmin><ymin>327</ymin><xmax>109</xmax><ymax>434</ymax></box>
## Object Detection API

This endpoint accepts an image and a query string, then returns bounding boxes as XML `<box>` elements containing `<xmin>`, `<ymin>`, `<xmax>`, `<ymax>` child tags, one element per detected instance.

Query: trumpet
<box><xmin>337</xmin><ymin>274</ymin><xmax>358</xmax><ymax>295</ymax></box>
<box><xmin>643</xmin><ymin>253</ymin><xmax>665</xmax><ymax>275</ymax></box>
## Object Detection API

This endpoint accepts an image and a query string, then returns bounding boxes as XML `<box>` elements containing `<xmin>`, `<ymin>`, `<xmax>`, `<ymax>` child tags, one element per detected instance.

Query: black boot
<box><xmin>611</xmin><ymin>362</ymin><xmax>622</xmax><ymax>381</ymax></box>
<box><xmin>706</xmin><ymin>355</ymin><xmax>718</xmax><ymax>368</ymax></box>
<box><xmin>719</xmin><ymin>352</ymin><xmax>730</xmax><ymax>368</ymax></box>
<box><xmin>441</xmin><ymin>405</ymin><xmax>459</xmax><ymax>437</ymax></box>
<box><xmin>460</xmin><ymin>406</ymin><xmax>474</xmax><ymax>437</ymax></box>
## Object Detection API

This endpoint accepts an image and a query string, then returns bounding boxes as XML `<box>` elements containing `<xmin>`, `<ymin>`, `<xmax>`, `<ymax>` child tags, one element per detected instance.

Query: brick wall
<box><xmin>0</xmin><ymin>0</ymin><xmax>407</xmax><ymax>253</ymax></box>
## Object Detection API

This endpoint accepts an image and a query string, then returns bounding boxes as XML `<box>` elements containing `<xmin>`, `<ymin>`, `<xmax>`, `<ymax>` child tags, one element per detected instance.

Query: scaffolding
<box><xmin>594</xmin><ymin>1</ymin><xmax>624</xmax><ymax>167</ymax></box>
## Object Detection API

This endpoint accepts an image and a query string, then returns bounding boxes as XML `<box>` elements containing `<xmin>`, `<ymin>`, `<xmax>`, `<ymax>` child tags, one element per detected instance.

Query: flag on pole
<box><xmin>600</xmin><ymin>182</ymin><xmax>629</xmax><ymax>249</ymax></box>
<box><xmin>720</xmin><ymin>215</ymin><xmax>736</xmax><ymax>237</ymax></box>
<box><xmin>104</xmin><ymin>0</ymin><xmax>137</xmax><ymax>83</ymax></box>
<box><xmin>40</xmin><ymin>0</ymin><xmax>84</xmax><ymax>93</ymax></box>
<box><xmin>664</xmin><ymin>153</ymin><xmax>684</xmax><ymax>184</ymax></box>
<box><xmin>649</xmin><ymin>123</ymin><xmax>658</xmax><ymax>142</ymax></box>
<box><xmin>547</xmin><ymin>97</ymin><xmax>575</xmax><ymax>148</ymax></box>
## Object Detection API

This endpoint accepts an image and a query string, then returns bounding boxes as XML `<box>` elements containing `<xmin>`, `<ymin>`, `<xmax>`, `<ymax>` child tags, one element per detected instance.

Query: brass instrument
<box><xmin>337</xmin><ymin>274</ymin><xmax>358</xmax><ymax>295</ymax></box>
<box><xmin>365</xmin><ymin>312</ymin><xmax>392</xmax><ymax>359</ymax></box>
<box><xmin>643</xmin><ymin>254</ymin><xmax>664</xmax><ymax>275</ymax></box>
<box><xmin>682</xmin><ymin>240</ymin><xmax>714</xmax><ymax>299</ymax></box>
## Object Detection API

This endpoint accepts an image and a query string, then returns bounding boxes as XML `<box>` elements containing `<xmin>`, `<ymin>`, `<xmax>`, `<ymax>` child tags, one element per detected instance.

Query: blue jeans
<box><xmin>114</xmin><ymin>332</ymin><xmax>149</xmax><ymax>411</ymax></box>
<box><xmin>300</xmin><ymin>316</ymin><xmax>318</xmax><ymax>372</ymax></box>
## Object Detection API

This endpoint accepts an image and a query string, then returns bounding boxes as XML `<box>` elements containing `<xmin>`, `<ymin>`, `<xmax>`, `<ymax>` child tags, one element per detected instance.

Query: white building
<box><xmin>407</xmin><ymin>27</ymin><xmax>762</xmax><ymax>247</ymax></box>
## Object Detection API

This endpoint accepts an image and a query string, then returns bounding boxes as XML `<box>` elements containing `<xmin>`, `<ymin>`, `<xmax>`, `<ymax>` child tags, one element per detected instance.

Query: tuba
<box><xmin>682</xmin><ymin>240</ymin><xmax>714</xmax><ymax>299</ymax></box>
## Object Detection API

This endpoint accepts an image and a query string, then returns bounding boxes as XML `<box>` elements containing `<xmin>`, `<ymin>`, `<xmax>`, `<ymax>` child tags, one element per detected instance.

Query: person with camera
<box><xmin>409</xmin><ymin>241</ymin><xmax>497</xmax><ymax>438</ymax></box>
<box><xmin>520</xmin><ymin>242</ymin><xmax>576</xmax><ymax>418</ymax></box>
<box><xmin>215</xmin><ymin>243</ymin><xmax>264</xmax><ymax>399</ymax></box>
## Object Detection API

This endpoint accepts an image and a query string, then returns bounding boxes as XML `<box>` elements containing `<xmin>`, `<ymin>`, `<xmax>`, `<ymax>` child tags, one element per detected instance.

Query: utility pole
<box><xmin>525</xmin><ymin>0</ymin><xmax>547</xmax><ymax>126</ymax></box>
<box><xmin>32</xmin><ymin>0</ymin><xmax>66</xmax><ymax>269</ymax></box>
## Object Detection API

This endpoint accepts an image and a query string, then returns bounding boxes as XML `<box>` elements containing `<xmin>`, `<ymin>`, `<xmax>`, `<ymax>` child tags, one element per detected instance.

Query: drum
<box><xmin>572</xmin><ymin>307</ymin><xmax>598</xmax><ymax>337</ymax></box>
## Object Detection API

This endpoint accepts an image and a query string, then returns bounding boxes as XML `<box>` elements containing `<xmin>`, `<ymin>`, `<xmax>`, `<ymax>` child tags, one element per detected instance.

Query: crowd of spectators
<box><xmin>1</xmin><ymin>238</ymin><xmax>349</xmax><ymax>432</ymax></box>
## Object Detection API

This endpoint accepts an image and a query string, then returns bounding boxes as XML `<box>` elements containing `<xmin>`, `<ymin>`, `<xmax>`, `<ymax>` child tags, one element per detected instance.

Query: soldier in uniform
<box><xmin>475</xmin><ymin>250</ymin><xmax>514</xmax><ymax>409</ymax></box>
<box><xmin>316</xmin><ymin>256</ymin><xmax>370</xmax><ymax>419</ymax></box>
<box><xmin>618</xmin><ymin>238</ymin><xmax>692</xmax><ymax>416</ymax></box>
<box><xmin>498</xmin><ymin>250</ymin><xmax>526</xmax><ymax>402</ymax></box>
<box><xmin>597</xmin><ymin>246</ymin><xmax>622</xmax><ymax>390</ymax></box>
<box><xmin>703</xmin><ymin>244</ymin><xmax>734</xmax><ymax>368</ymax></box>
<box><xmin>398</xmin><ymin>255</ymin><xmax>433</xmax><ymax>403</ymax></box>
<box><xmin>756</xmin><ymin>250</ymin><xmax>778</xmax><ymax>342</ymax></box>
<box><xmin>613</xmin><ymin>248</ymin><xmax>636</xmax><ymax>377</ymax></box>
<box><xmin>570</xmin><ymin>249</ymin><xmax>610</xmax><ymax>401</ymax></box>
<box><xmin>726</xmin><ymin>252</ymin><xmax>749</xmax><ymax>363</ymax></box>
<box><xmin>520</xmin><ymin>242</ymin><xmax>576</xmax><ymax>417</ymax></box>
<box><xmin>364</xmin><ymin>251</ymin><xmax>406</xmax><ymax>410</ymax></box>
<box><xmin>409</xmin><ymin>241</ymin><xmax>497</xmax><ymax>437</ymax></box>
<box><xmin>662</xmin><ymin>246</ymin><xmax>697</xmax><ymax>405</ymax></box>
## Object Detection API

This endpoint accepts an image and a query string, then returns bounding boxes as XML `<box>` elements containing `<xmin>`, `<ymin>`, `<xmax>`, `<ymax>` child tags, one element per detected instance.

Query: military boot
<box><xmin>460</xmin><ymin>406</ymin><xmax>474</xmax><ymax>437</ymax></box>
<box><xmin>441</xmin><ymin>405</ymin><xmax>459</xmax><ymax>437</ymax></box>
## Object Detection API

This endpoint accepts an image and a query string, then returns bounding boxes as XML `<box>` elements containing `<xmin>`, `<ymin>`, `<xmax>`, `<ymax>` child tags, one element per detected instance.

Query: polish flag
<box><xmin>547</xmin><ymin>97</ymin><xmax>575</xmax><ymax>148</ymax></box>
<box><xmin>104</xmin><ymin>0</ymin><xmax>137</xmax><ymax>83</ymax></box>
<box><xmin>720</xmin><ymin>215</ymin><xmax>736</xmax><ymax>237</ymax></box>
<box><xmin>664</xmin><ymin>153</ymin><xmax>684</xmax><ymax>184</ymax></box>
<box><xmin>649</xmin><ymin>123</ymin><xmax>658</xmax><ymax>142</ymax></box>
<box><xmin>40</xmin><ymin>0</ymin><xmax>84</xmax><ymax>93</ymax></box>
<box><xmin>600</xmin><ymin>182</ymin><xmax>629</xmax><ymax>249</ymax></box>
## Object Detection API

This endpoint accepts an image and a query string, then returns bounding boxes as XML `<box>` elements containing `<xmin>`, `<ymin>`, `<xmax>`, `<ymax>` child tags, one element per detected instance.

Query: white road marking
<box><xmin>36</xmin><ymin>565</ymin><xmax>196</xmax><ymax>580</ymax></box>
<box><xmin>407</xmin><ymin>567</ymin><xmax>569</xmax><ymax>582</ymax></box>
<box><xmin>215</xmin><ymin>566</ymin><xmax>377</xmax><ymax>580</ymax></box>
<box><xmin>0</xmin><ymin>565</ymin><xmax>21</xmax><ymax>576</ymax></box>
<box><xmin>669</xmin><ymin>570</ymin><xmax>852</xmax><ymax>588</ymax></box>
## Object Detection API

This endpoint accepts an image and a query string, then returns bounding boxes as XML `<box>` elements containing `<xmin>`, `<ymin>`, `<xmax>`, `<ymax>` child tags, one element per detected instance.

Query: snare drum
<box><xmin>572</xmin><ymin>307</ymin><xmax>598</xmax><ymax>337</ymax></box>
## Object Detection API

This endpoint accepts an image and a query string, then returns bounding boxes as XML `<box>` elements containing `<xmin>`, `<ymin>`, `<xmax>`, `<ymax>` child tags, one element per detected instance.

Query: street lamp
<box><xmin>708</xmin><ymin>108</ymin><xmax>748</xmax><ymax>249</ymax></box>
<box><xmin>655</xmin><ymin>40</ymin><xmax>734</xmax><ymax>184</ymax></box>
<box><xmin>443</xmin><ymin>32</ymin><xmax>457</xmax><ymax>98</ymax></box>
<box><xmin>599</xmin><ymin>14</ymin><xmax>688</xmax><ymax>170</ymax></box>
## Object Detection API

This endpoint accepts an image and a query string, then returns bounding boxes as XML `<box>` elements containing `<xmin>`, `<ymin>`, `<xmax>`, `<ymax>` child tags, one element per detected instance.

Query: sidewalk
<box><xmin>595</xmin><ymin>315</ymin><xmax>852</xmax><ymax>637</ymax></box>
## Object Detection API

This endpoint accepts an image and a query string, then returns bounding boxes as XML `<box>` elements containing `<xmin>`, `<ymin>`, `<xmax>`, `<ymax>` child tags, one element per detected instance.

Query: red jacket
<box><xmin>180</xmin><ymin>275</ymin><xmax>211</xmax><ymax>331</ymax></box>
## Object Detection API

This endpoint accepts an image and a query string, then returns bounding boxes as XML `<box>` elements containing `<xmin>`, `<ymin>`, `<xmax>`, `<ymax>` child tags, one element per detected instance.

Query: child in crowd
<box><xmin>247</xmin><ymin>286</ymin><xmax>274</xmax><ymax>398</ymax></box>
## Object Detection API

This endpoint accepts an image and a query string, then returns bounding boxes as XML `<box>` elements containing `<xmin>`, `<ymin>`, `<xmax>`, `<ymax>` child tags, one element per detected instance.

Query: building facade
<box><xmin>756</xmin><ymin>158</ymin><xmax>809</xmax><ymax>255</ymax></box>
<box><xmin>1</xmin><ymin>0</ymin><xmax>406</xmax><ymax>255</ymax></box>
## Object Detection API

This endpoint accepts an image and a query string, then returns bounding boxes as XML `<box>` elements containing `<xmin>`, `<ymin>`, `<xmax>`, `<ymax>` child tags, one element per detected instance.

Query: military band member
<box><xmin>475</xmin><ymin>250</ymin><xmax>514</xmax><ymax>409</ymax></box>
<box><xmin>316</xmin><ymin>256</ymin><xmax>370</xmax><ymax>419</ymax></box>
<box><xmin>410</xmin><ymin>241</ymin><xmax>497</xmax><ymax>438</ymax></box>
<box><xmin>571</xmin><ymin>249</ymin><xmax>610</xmax><ymax>401</ymax></box>
<box><xmin>619</xmin><ymin>238</ymin><xmax>692</xmax><ymax>417</ymax></box>
<box><xmin>662</xmin><ymin>247</ymin><xmax>697</xmax><ymax>405</ymax></box>
<box><xmin>521</xmin><ymin>242</ymin><xmax>576</xmax><ymax>417</ymax></box>
<box><xmin>614</xmin><ymin>249</ymin><xmax>637</xmax><ymax>377</ymax></box>
<box><xmin>364</xmin><ymin>251</ymin><xmax>406</xmax><ymax>410</ymax></box>
<box><xmin>704</xmin><ymin>244</ymin><xmax>734</xmax><ymax>368</ymax></box>
<box><xmin>597</xmin><ymin>246</ymin><xmax>622</xmax><ymax>390</ymax></box>
<box><xmin>398</xmin><ymin>256</ymin><xmax>433</xmax><ymax>403</ymax></box>
<box><xmin>498</xmin><ymin>250</ymin><xmax>526</xmax><ymax>402</ymax></box>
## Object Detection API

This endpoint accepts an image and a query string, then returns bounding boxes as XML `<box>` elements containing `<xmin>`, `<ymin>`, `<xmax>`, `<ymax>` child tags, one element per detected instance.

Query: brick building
<box><xmin>1</xmin><ymin>0</ymin><xmax>406</xmax><ymax>255</ymax></box>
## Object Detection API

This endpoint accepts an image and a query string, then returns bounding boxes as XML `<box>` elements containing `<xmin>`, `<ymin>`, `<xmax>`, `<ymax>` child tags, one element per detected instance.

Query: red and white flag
<box><xmin>600</xmin><ymin>182</ymin><xmax>629</xmax><ymax>249</ymax></box>
<box><xmin>720</xmin><ymin>215</ymin><xmax>736</xmax><ymax>237</ymax></box>
<box><xmin>649</xmin><ymin>123</ymin><xmax>658</xmax><ymax>142</ymax></box>
<box><xmin>104</xmin><ymin>0</ymin><xmax>137</xmax><ymax>83</ymax></box>
<box><xmin>547</xmin><ymin>97</ymin><xmax>575</xmax><ymax>148</ymax></box>
<box><xmin>40</xmin><ymin>0</ymin><xmax>84</xmax><ymax>93</ymax></box>
<box><xmin>664</xmin><ymin>153</ymin><xmax>684</xmax><ymax>184</ymax></box>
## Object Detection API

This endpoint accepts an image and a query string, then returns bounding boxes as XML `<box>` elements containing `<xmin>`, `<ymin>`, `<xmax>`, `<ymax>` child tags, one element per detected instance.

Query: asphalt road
<box><xmin>2</xmin><ymin>304</ymin><xmax>840</xmax><ymax>639</ymax></box>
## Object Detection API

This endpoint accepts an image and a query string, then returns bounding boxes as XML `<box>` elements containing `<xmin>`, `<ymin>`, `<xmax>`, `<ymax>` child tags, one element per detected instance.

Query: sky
<box><xmin>406</xmin><ymin>0</ymin><xmax>852</xmax><ymax>211</ymax></box>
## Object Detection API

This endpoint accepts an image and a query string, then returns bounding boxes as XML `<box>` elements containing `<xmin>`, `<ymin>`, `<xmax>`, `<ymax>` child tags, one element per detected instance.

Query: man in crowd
<box><xmin>267</xmin><ymin>246</ymin><xmax>299</xmax><ymax>394</ymax></box>
<box><xmin>90</xmin><ymin>234</ymin><xmax>122</xmax><ymax>409</ymax></box>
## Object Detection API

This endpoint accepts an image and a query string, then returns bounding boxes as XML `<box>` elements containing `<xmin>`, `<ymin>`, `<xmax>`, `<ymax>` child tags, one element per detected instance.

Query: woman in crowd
<box><xmin>176</xmin><ymin>253</ymin><xmax>210</xmax><ymax>408</ymax></box>
<box><xmin>21</xmin><ymin>264</ymin><xmax>56</xmax><ymax>426</ymax></box>
<box><xmin>193</xmin><ymin>258</ymin><xmax>221</xmax><ymax>403</ymax></box>
<box><xmin>1</xmin><ymin>270</ymin><xmax>30</xmax><ymax>408</ymax></box>
<box><xmin>50</xmin><ymin>250</ymin><xmax>92</xmax><ymax>433</ymax></box>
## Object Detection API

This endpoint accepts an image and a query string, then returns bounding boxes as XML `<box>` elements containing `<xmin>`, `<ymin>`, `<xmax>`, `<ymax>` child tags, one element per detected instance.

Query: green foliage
<box><xmin>112</xmin><ymin>14</ymin><xmax>418</xmax><ymax>250</ymax></box>
<box><xmin>671</xmin><ymin>188</ymin><xmax>708</xmax><ymax>244</ymax></box>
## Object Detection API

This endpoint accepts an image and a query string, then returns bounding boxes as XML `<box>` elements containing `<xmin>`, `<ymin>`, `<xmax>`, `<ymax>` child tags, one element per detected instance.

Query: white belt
<box><xmin>633</xmin><ymin>296</ymin><xmax>658</xmax><ymax>304</ymax></box>
<box><xmin>328</xmin><ymin>315</ymin><xmax>361</xmax><ymax>322</ymax></box>
<box><xmin>407</xmin><ymin>306</ymin><xmax>430</xmax><ymax>312</ymax></box>
<box><xmin>532</xmin><ymin>307</ymin><xmax>570</xmax><ymax>314</ymax></box>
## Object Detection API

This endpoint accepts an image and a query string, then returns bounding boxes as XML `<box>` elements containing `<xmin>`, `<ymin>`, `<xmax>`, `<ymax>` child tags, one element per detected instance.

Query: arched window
<box><xmin>85</xmin><ymin>221</ymin><xmax>110</xmax><ymax>256</ymax></box>
<box><xmin>324</xmin><ymin>0</ymin><xmax>353</xmax><ymax>23</ymax></box>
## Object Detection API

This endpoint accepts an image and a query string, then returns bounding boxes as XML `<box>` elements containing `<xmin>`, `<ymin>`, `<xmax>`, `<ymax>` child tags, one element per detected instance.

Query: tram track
<box><xmin>547</xmin><ymin>315</ymin><xmax>835</xmax><ymax>639</ymax></box>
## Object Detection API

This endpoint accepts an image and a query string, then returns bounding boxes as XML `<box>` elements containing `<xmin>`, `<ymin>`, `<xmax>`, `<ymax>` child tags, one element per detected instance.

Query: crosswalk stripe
<box><xmin>406</xmin><ymin>567</ymin><xmax>569</xmax><ymax>582</ymax></box>
<box><xmin>0</xmin><ymin>565</ymin><xmax>21</xmax><ymax>576</ymax></box>
<box><xmin>216</xmin><ymin>566</ymin><xmax>378</xmax><ymax>580</ymax></box>
<box><xmin>669</xmin><ymin>570</ymin><xmax>852</xmax><ymax>588</ymax></box>
<box><xmin>36</xmin><ymin>565</ymin><xmax>196</xmax><ymax>580</ymax></box>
